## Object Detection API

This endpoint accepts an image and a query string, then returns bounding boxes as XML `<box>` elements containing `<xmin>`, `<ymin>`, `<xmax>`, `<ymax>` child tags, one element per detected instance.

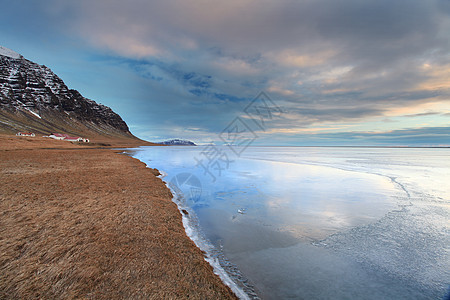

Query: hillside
<box><xmin>0</xmin><ymin>46</ymin><xmax>144</xmax><ymax>144</ymax></box>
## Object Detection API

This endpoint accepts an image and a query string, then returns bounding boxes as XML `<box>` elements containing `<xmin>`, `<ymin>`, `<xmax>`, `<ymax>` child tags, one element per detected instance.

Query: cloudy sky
<box><xmin>1</xmin><ymin>0</ymin><xmax>449</xmax><ymax>145</ymax></box>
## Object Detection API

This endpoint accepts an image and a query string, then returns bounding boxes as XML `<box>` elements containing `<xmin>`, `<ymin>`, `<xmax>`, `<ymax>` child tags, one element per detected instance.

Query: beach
<box><xmin>0</xmin><ymin>135</ymin><xmax>236</xmax><ymax>299</ymax></box>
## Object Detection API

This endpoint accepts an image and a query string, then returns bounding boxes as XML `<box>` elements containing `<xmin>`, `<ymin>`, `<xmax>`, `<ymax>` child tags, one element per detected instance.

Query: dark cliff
<box><xmin>0</xmin><ymin>46</ymin><xmax>136</xmax><ymax>139</ymax></box>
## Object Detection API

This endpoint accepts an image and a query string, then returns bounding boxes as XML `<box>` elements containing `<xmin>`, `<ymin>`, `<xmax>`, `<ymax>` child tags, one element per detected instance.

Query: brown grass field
<box><xmin>0</xmin><ymin>135</ymin><xmax>237</xmax><ymax>299</ymax></box>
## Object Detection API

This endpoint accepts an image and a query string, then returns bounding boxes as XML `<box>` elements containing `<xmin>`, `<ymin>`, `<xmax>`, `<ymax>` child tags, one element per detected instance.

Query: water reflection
<box><xmin>131</xmin><ymin>146</ymin><xmax>401</xmax><ymax>243</ymax></box>
<box><xmin>198</xmin><ymin>157</ymin><xmax>400</xmax><ymax>245</ymax></box>
<box><xmin>130</xmin><ymin>146</ymin><xmax>449</xmax><ymax>299</ymax></box>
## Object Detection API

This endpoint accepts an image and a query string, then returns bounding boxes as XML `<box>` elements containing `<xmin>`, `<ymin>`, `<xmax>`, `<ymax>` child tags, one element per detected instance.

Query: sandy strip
<box><xmin>0</xmin><ymin>135</ymin><xmax>236</xmax><ymax>299</ymax></box>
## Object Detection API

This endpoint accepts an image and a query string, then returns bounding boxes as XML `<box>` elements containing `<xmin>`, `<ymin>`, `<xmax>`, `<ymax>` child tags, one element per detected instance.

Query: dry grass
<box><xmin>0</xmin><ymin>134</ymin><xmax>158</xmax><ymax>151</ymax></box>
<box><xmin>0</xmin><ymin>135</ymin><xmax>236</xmax><ymax>299</ymax></box>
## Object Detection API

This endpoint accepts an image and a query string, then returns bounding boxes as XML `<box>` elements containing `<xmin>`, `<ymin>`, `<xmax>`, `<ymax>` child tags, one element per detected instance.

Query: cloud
<box><xmin>403</xmin><ymin>112</ymin><xmax>443</xmax><ymax>118</ymax></box>
<box><xmin>256</xmin><ymin>126</ymin><xmax>450</xmax><ymax>146</ymax></box>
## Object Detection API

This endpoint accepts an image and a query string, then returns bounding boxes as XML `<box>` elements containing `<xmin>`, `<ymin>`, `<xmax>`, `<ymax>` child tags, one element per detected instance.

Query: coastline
<box><xmin>129</xmin><ymin>155</ymin><xmax>252</xmax><ymax>300</ymax></box>
<box><xmin>0</xmin><ymin>135</ymin><xmax>237</xmax><ymax>299</ymax></box>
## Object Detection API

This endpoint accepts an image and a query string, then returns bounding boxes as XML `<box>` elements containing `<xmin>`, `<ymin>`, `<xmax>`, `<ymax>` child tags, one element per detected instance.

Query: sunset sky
<box><xmin>1</xmin><ymin>0</ymin><xmax>449</xmax><ymax>145</ymax></box>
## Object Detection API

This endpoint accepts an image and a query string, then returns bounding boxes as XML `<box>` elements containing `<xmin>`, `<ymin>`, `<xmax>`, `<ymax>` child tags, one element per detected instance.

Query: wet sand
<box><xmin>0</xmin><ymin>135</ymin><xmax>236</xmax><ymax>299</ymax></box>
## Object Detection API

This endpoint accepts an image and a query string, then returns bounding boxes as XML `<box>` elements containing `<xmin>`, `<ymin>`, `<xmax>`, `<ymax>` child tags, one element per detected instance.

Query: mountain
<box><xmin>0</xmin><ymin>46</ymin><xmax>138</xmax><ymax>141</ymax></box>
<box><xmin>160</xmin><ymin>139</ymin><xmax>196</xmax><ymax>146</ymax></box>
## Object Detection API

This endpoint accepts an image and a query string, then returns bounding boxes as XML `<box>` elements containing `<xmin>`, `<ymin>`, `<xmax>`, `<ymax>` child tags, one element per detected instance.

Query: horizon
<box><xmin>1</xmin><ymin>0</ymin><xmax>449</xmax><ymax>147</ymax></box>
<box><xmin>156</xmin><ymin>142</ymin><xmax>450</xmax><ymax>148</ymax></box>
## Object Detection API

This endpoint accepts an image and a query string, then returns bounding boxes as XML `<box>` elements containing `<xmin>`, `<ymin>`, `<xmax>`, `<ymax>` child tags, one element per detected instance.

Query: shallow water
<box><xmin>130</xmin><ymin>146</ymin><xmax>450</xmax><ymax>299</ymax></box>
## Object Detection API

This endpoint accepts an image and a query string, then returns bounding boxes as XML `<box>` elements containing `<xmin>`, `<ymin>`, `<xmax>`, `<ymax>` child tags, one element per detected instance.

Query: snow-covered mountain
<box><xmin>160</xmin><ymin>139</ymin><xmax>196</xmax><ymax>146</ymax></box>
<box><xmin>0</xmin><ymin>46</ymin><xmax>134</xmax><ymax>139</ymax></box>
<box><xmin>0</xmin><ymin>46</ymin><xmax>22</xmax><ymax>59</ymax></box>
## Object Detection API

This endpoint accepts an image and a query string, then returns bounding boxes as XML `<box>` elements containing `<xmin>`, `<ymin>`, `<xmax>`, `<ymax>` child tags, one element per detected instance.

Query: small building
<box><xmin>48</xmin><ymin>133</ymin><xmax>89</xmax><ymax>143</ymax></box>
<box><xmin>49</xmin><ymin>133</ymin><xmax>69</xmax><ymax>140</ymax></box>
<box><xmin>16</xmin><ymin>132</ymin><xmax>35</xmax><ymax>137</ymax></box>
<box><xmin>64</xmin><ymin>136</ymin><xmax>83</xmax><ymax>142</ymax></box>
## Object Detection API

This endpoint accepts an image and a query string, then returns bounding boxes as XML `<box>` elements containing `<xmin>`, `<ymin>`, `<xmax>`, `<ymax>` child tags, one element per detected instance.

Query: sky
<box><xmin>1</xmin><ymin>0</ymin><xmax>449</xmax><ymax>146</ymax></box>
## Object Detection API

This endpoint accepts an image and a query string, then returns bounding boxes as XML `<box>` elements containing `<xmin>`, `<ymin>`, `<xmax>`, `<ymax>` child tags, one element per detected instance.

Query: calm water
<box><xmin>130</xmin><ymin>146</ymin><xmax>450</xmax><ymax>299</ymax></box>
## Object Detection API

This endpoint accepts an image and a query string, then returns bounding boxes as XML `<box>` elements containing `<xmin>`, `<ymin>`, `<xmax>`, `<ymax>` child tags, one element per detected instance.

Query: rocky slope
<box><xmin>0</xmin><ymin>46</ymin><xmax>137</xmax><ymax>140</ymax></box>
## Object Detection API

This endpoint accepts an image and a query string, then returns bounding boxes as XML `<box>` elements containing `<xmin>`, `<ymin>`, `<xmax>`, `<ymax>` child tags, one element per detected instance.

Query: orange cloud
<box><xmin>384</xmin><ymin>100</ymin><xmax>450</xmax><ymax>117</ymax></box>
<box><xmin>416</xmin><ymin>63</ymin><xmax>450</xmax><ymax>91</ymax></box>
<box><xmin>269</xmin><ymin>49</ymin><xmax>336</xmax><ymax>68</ymax></box>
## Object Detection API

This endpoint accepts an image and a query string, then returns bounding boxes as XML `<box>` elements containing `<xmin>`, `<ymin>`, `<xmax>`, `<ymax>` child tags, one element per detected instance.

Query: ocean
<box><xmin>130</xmin><ymin>146</ymin><xmax>450</xmax><ymax>299</ymax></box>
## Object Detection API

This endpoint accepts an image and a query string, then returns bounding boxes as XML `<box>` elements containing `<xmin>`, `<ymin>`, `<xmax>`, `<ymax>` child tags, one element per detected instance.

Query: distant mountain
<box><xmin>160</xmin><ymin>139</ymin><xmax>196</xmax><ymax>146</ymax></box>
<box><xmin>0</xmin><ymin>46</ymin><xmax>137</xmax><ymax>140</ymax></box>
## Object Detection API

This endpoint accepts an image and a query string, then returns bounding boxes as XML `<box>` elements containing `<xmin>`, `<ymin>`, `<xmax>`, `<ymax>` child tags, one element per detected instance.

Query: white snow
<box><xmin>0</xmin><ymin>46</ymin><xmax>22</xmax><ymax>59</ymax></box>
<box><xmin>24</xmin><ymin>108</ymin><xmax>42</xmax><ymax>119</ymax></box>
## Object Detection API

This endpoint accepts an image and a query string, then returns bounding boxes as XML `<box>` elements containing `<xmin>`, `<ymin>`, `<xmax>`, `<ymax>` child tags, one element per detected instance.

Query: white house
<box><xmin>48</xmin><ymin>133</ymin><xmax>68</xmax><ymax>140</ymax></box>
<box><xmin>48</xmin><ymin>133</ymin><xmax>89</xmax><ymax>143</ymax></box>
<box><xmin>64</xmin><ymin>137</ymin><xmax>83</xmax><ymax>142</ymax></box>
<box><xmin>16</xmin><ymin>132</ymin><xmax>35</xmax><ymax>137</ymax></box>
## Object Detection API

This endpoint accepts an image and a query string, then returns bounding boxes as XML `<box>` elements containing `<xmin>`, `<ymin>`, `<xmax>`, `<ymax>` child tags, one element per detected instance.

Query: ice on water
<box><xmin>131</xmin><ymin>146</ymin><xmax>450</xmax><ymax>300</ymax></box>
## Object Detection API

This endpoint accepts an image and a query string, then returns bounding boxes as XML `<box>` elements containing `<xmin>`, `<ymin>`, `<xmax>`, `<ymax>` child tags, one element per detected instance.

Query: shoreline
<box><xmin>131</xmin><ymin>155</ymin><xmax>251</xmax><ymax>300</ymax></box>
<box><xmin>127</xmin><ymin>147</ymin><xmax>258</xmax><ymax>299</ymax></box>
<box><xmin>0</xmin><ymin>135</ymin><xmax>237</xmax><ymax>299</ymax></box>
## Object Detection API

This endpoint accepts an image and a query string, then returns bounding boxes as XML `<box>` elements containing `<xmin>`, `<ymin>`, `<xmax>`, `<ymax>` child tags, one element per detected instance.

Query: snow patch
<box><xmin>24</xmin><ymin>107</ymin><xmax>42</xmax><ymax>119</ymax></box>
<box><xmin>0</xmin><ymin>46</ymin><xmax>22</xmax><ymax>59</ymax></box>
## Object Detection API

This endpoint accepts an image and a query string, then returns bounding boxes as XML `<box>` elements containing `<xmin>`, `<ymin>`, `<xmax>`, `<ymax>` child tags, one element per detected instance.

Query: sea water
<box><xmin>130</xmin><ymin>146</ymin><xmax>450</xmax><ymax>299</ymax></box>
